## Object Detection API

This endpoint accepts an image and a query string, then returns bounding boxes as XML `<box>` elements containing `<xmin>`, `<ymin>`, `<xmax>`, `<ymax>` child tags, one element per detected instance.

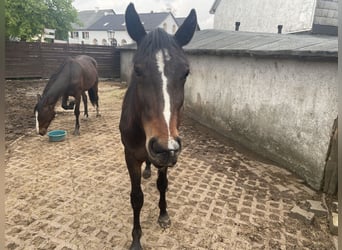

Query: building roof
<box><xmin>175</xmin><ymin>17</ymin><xmax>186</xmax><ymax>26</ymax></box>
<box><xmin>120</xmin><ymin>29</ymin><xmax>337</xmax><ymax>60</ymax></box>
<box><xmin>184</xmin><ymin>30</ymin><xmax>337</xmax><ymax>60</ymax></box>
<box><xmin>85</xmin><ymin>12</ymin><xmax>172</xmax><ymax>32</ymax></box>
<box><xmin>72</xmin><ymin>9</ymin><xmax>115</xmax><ymax>30</ymax></box>
<box><xmin>209</xmin><ymin>0</ymin><xmax>222</xmax><ymax>14</ymax></box>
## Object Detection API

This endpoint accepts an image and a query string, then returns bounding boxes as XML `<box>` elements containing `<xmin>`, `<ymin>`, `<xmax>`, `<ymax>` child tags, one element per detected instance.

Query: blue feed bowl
<box><xmin>47</xmin><ymin>130</ymin><xmax>67</xmax><ymax>142</ymax></box>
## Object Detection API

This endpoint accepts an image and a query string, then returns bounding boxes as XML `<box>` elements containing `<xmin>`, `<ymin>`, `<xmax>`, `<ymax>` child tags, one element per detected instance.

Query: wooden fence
<box><xmin>5</xmin><ymin>41</ymin><xmax>120</xmax><ymax>79</ymax></box>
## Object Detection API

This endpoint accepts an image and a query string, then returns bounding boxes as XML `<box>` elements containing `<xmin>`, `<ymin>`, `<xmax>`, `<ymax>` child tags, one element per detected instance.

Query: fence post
<box><xmin>38</xmin><ymin>41</ymin><xmax>44</xmax><ymax>78</ymax></box>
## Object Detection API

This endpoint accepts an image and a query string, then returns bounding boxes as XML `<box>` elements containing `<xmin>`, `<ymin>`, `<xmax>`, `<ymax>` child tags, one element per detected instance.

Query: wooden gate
<box><xmin>5</xmin><ymin>41</ymin><xmax>120</xmax><ymax>79</ymax></box>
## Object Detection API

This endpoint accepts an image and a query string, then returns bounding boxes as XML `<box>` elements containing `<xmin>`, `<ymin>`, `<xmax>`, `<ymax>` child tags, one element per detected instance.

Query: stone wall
<box><xmin>183</xmin><ymin>54</ymin><xmax>337</xmax><ymax>190</ymax></box>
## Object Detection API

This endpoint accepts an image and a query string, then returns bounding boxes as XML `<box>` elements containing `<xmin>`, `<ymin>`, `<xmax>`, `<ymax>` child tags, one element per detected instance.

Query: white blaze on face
<box><xmin>155</xmin><ymin>49</ymin><xmax>178</xmax><ymax>150</ymax></box>
<box><xmin>35</xmin><ymin>111</ymin><xmax>39</xmax><ymax>134</ymax></box>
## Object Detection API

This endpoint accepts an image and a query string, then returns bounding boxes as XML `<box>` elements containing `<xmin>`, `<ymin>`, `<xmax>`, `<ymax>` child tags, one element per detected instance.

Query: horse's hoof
<box><xmin>129</xmin><ymin>241</ymin><xmax>142</xmax><ymax>250</ymax></box>
<box><xmin>158</xmin><ymin>214</ymin><xmax>171</xmax><ymax>229</ymax></box>
<box><xmin>142</xmin><ymin>168</ymin><xmax>151</xmax><ymax>179</ymax></box>
<box><xmin>73</xmin><ymin>131</ymin><xmax>80</xmax><ymax>136</ymax></box>
<box><xmin>96</xmin><ymin>114</ymin><xmax>101</xmax><ymax>117</ymax></box>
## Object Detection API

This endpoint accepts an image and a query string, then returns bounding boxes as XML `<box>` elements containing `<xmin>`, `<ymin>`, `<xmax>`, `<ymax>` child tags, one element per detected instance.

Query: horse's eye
<box><xmin>181</xmin><ymin>69</ymin><xmax>190</xmax><ymax>80</ymax></box>
<box><xmin>134</xmin><ymin>64</ymin><xmax>143</xmax><ymax>77</ymax></box>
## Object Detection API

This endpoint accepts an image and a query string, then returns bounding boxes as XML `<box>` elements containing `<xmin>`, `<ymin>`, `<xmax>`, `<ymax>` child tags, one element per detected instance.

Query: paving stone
<box><xmin>289</xmin><ymin>205</ymin><xmax>315</xmax><ymax>224</ymax></box>
<box><xmin>329</xmin><ymin>212</ymin><xmax>338</xmax><ymax>235</ymax></box>
<box><xmin>4</xmin><ymin>81</ymin><xmax>336</xmax><ymax>249</ymax></box>
<box><xmin>332</xmin><ymin>201</ymin><xmax>338</xmax><ymax>213</ymax></box>
<box><xmin>306</xmin><ymin>199</ymin><xmax>327</xmax><ymax>216</ymax></box>
<box><xmin>274</xmin><ymin>184</ymin><xmax>289</xmax><ymax>192</ymax></box>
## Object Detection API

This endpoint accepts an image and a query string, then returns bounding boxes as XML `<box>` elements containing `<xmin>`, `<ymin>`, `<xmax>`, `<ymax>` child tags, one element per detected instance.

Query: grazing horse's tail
<box><xmin>88</xmin><ymin>88</ymin><xmax>97</xmax><ymax>107</ymax></box>
<box><xmin>88</xmin><ymin>77</ymin><xmax>99</xmax><ymax>107</ymax></box>
<box><xmin>88</xmin><ymin>88</ymin><xmax>99</xmax><ymax>107</ymax></box>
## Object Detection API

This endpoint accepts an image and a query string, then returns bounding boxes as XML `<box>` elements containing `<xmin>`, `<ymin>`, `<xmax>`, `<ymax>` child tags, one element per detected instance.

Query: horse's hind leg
<box><xmin>125</xmin><ymin>150</ymin><xmax>144</xmax><ymax>250</ymax></box>
<box><xmin>94</xmin><ymin>90</ymin><xmax>100</xmax><ymax>117</ymax></box>
<box><xmin>88</xmin><ymin>83</ymin><xmax>100</xmax><ymax>117</ymax></box>
<box><xmin>157</xmin><ymin>167</ymin><xmax>171</xmax><ymax>228</ymax></box>
<box><xmin>61</xmin><ymin>95</ymin><xmax>75</xmax><ymax>110</ymax></box>
<box><xmin>82</xmin><ymin>92</ymin><xmax>88</xmax><ymax>118</ymax></box>
<box><xmin>142</xmin><ymin>160</ymin><xmax>152</xmax><ymax>179</ymax></box>
<box><xmin>73</xmin><ymin>96</ymin><xmax>81</xmax><ymax>135</ymax></box>
<box><xmin>94</xmin><ymin>78</ymin><xmax>100</xmax><ymax>117</ymax></box>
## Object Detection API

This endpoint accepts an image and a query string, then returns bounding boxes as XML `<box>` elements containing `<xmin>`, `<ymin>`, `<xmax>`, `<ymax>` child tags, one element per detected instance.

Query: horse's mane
<box><xmin>42</xmin><ymin>57</ymin><xmax>72</xmax><ymax>96</ymax></box>
<box><xmin>133</xmin><ymin>28</ymin><xmax>181</xmax><ymax>62</ymax></box>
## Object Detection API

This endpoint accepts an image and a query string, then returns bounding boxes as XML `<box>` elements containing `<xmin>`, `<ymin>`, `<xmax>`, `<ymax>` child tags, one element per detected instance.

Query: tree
<box><xmin>5</xmin><ymin>0</ymin><xmax>79</xmax><ymax>41</ymax></box>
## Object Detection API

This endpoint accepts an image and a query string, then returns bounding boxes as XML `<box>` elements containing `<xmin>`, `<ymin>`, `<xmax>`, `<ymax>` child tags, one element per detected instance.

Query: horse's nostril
<box><xmin>176</xmin><ymin>137</ymin><xmax>182</xmax><ymax>149</ymax></box>
<box><xmin>149</xmin><ymin>137</ymin><xmax>165</xmax><ymax>154</ymax></box>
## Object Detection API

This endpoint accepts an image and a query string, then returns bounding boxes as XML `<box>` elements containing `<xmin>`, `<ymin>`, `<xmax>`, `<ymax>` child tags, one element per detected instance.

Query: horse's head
<box><xmin>34</xmin><ymin>94</ymin><xmax>56</xmax><ymax>135</ymax></box>
<box><xmin>125</xmin><ymin>3</ymin><xmax>197</xmax><ymax>167</ymax></box>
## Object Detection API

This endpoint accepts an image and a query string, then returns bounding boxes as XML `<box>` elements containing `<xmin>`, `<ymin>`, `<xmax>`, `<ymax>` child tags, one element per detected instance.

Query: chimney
<box><xmin>235</xmin><ymin>22</ymin><xmax>240</xmax><ymax>31</ymax></box>
<box><xmin>278</xmin><ymin>25</ymin><xmax>283</xmax><ymax>34</ymax></box>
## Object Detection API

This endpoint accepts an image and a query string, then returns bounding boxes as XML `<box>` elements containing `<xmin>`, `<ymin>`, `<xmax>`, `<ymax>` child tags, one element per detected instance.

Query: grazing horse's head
<box><xmin>34</xmin><ymin>59</ymin><xmax>70</xmax><ymax>136</ymax></box>
<box><xmin>125</xmin><ymin>3</ymin><xmax>197</xmax><ymax>167</ymax></box>
<box><xmin>34</xmin><ymin>94</ymin><xmax>56</xmax><ymax>136</ymax></box>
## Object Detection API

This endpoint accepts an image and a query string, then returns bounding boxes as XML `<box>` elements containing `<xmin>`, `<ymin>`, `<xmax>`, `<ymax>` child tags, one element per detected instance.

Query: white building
<box><xmin>209</xmin><ymin>0</ymin><xmax>338</xmax><ymax>35</ymax></box>
<box><xmin>69</xmin><ymin>9</ymin><xmax>189</xmax><ymax>46</ymax></box>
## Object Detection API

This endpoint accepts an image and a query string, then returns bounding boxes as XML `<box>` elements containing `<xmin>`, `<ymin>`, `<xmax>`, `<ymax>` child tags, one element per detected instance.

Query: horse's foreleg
<box><xmin>73</xmin><ymin>96</ymin><xmax>81</xmax><ymax>136</ymax></box>
<box><xmin>82</xmin><ymin>92</ymin><xmax>88</xmax><ymax>118</ymax></box>
<box><xmin>125</xmin><ymin>150</ymin><xmax>144</xmax><ymax>250</ymax></box>
<box><xmin>157</xmin><ymin>167</ymin><xmax>170</xmax><ymax>228</ymax></box>
<box><xmin>142</xmin><ymin>159</ymin><xmax>152</xmax><ymax>179</ymax></box>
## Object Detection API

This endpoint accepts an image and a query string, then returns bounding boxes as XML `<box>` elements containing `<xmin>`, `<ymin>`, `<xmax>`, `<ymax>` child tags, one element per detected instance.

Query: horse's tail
<box><xmin>88</xmin><ymin>78</ymin><xmax>99</xmax><ymax>107</ymax></box>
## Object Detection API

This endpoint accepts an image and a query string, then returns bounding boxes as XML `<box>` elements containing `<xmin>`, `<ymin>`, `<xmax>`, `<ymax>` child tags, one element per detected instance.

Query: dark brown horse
<box><xmin>119</xmin><ymin>3</ymin><xmax>197</xmax><ymax>249</ymax></box>
<box><xmin>34</xmin><ymin>55</ymin><xmax>99</xmax><ymax>136</ymax></box>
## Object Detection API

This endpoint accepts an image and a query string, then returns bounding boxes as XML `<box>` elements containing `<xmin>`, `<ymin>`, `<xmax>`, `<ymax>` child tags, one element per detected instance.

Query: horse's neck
<box><xmin>44</xmin><ymin>71</ymin><xmax>70</xmax><ymax>105</ymax></box>
<box><xmin>122</xmin><ymin>83</ymin><xmax>143</xmax><ymax>128</ymax></box>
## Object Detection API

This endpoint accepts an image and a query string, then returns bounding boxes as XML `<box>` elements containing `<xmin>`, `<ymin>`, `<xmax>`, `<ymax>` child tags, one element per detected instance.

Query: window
<box><xmin>70</xmin><ymin>31</ymin><xmax>79</xmax><ymax>38</ymax></box>
<box><xmin>93</xmin><ymin>39</ymin><xmax>98</xmax><ymax>45</ymax></box>
<box><xmin>82</xmin><ymin>32</ymin><xmax>89</xmax><ymax>39</ymax></box>
<box><xmin>121</xmin><ymin>39</ymin><xmax>127</xmax><ymax>45</ymax></box>
<box><xmin>172</xmin><ymin>25</ymin><xmax>176</xmax><ymax>34</ymax></box>
<box><xmin>102</xmin><ymin>39</ymin><xmax>107</xmax><ymax>45</ymax></box>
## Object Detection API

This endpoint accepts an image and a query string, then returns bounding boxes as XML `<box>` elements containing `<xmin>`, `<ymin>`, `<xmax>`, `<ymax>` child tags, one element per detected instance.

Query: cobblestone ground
<box><xmin>5</xmin><ymin>81</ymin><xmax>336</xmax><ymax>249</ymax></box>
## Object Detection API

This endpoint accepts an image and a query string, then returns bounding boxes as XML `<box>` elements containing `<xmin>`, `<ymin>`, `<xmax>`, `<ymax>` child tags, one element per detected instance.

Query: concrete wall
<box><xmin>184</xmin><ymin>54</ymin><xmax>337</xmax><ymax>190</ymax></box>
<box><xmin>120</xmin><ymin>50</ymin><xmax>134</xmax><ymax>84</ymax></box>
<box><xmin>213</xmin><ymin>0</ymin><xmax>316</xmax><ymax>33</ymax></box>
<box><xmin>119</xmin><ymin>49</ymin><xmax>338</xmax><ymax>190</ymax></box>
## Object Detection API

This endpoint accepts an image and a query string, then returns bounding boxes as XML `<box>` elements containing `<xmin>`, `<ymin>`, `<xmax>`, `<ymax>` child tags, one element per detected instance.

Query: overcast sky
<box><xmin>72</xmin><ymin>0</ymin><xmax>215</xmax><ymax>29</ymax></box>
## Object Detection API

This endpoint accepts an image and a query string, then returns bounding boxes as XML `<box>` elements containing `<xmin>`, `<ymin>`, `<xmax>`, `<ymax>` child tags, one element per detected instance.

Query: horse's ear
<box><xmin>125</xmin><ymin>3</ymin><xmax>146</xmax><ymax>45</ymax></box>
<box><xmin>174</xmin><ymin>9</ymin><xmax>197</xmax><ymax>47</ymax></box>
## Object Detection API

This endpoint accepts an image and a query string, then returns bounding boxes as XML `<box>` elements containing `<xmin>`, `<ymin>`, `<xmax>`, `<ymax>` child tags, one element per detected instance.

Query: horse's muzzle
<box><xmin>147</xmin><ymin>137</ymin><xmax>181</xmax><ymax>167</ymax></box>
<box><xmin>38</xmin><ymin>128</ymin><xmax>47</xmax><ymax>136</ymax></box>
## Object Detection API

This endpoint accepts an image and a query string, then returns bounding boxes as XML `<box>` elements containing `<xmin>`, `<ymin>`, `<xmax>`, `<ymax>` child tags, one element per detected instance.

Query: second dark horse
<box><xmin>34</xmin><ymin>55</ymin><xmax>99</xmax><ymax>136</ymax></box>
